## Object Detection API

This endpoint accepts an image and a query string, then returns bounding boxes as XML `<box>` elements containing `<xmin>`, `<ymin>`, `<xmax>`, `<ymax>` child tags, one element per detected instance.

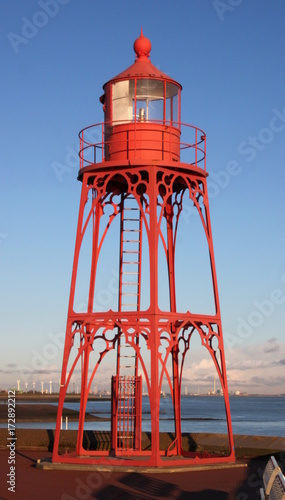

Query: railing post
<box><xmin>134</xmin><ymin>79</ymin><xmax>137</xmax><ymax>158</ymax></box>
<box><xmin>204</xmin><ymin>134</ymin><xmax>207</xmax><ymax>172</ymax></box>
<box><xmin>102</xmin><ymin>123</ymin><xmax>104</xmax><ymax>162</ymax></box>
<box><xmin>195</xmin><ymin>127</ymin><xmax>197</xmax><ymax>167</ymax></box>
<box><xmin>81</xmin><ymin>130</ymin><xmax>84</xmax><ymax>170</ymax></box>
<box><xmin>169</xmin><ymin>124</ymin><xmax>172</xmax><ymax>160</ymax></box>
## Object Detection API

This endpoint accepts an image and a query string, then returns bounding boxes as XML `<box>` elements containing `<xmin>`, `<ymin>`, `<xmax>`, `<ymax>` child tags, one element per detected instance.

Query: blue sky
<box><xmin>1</xmin><ymin>0</ymin><xmax>284</xmax><ymax>394</ymax></box>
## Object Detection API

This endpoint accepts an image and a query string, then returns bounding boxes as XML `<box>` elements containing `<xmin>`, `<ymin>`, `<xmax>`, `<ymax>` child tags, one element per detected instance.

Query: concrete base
<box><xmin>37</xmin><ymin>457</ymin><xmax>246</xmax><ymax>473</ymax></box>
<box><xmin>34</xmin><ymin>432</ymin><xmax>285</xmax><ymax>473</ymax></box>
<box><xmin>2</xmin><ymin>430</ymin><xmax>283</xmax><ymax>458</ymax></box>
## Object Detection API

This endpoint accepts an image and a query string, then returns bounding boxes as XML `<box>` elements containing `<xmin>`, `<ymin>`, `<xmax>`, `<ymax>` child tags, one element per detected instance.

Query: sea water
<box><xmin>4</xmin><ymin>396</ymin><xmax>284</xmax><ymax>436</ymax></box>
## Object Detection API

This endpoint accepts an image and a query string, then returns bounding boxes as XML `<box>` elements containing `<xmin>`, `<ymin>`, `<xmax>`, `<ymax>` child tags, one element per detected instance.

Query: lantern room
<box><xmin>100</xmin><ymin>29</ymin><xmax>182</xmax><ymax>161</ymax></box>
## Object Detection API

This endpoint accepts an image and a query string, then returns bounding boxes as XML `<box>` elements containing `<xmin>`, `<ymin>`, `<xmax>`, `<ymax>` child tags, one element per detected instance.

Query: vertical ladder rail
<box><xmin>115</xmin><ymin>194</ymin><xmax>143</xmax><ymax>451</ymax></box>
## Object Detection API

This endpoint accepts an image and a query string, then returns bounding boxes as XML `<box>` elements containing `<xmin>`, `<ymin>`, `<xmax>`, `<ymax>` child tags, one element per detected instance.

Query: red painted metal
<box><xmin>52</xmin><ymin>30</ymin><xmax>235</xmax><ymax>468</ymax></box>
<box><xmin>78</xmin><ymin>120</ymin><xmax>206</xmax><ymax>169</ymax></box>
<box><xmin>111</xmin><ymin>375</ymin><xmax>142</xmax><ymax>453</ymax></box>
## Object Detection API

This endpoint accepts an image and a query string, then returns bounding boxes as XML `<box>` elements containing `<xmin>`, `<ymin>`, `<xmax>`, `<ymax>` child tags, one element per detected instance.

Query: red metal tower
<box><xmin>52</xmin><ymin>31</ymin><xmax>235</xmax><ymax>467</ymax></box>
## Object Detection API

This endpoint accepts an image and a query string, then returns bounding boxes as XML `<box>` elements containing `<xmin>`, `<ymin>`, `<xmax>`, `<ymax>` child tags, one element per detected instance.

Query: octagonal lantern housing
<box><xmin>100</xmin><ymin>30</ymin><xmax>182</xmax><ymax>161</ymax></box>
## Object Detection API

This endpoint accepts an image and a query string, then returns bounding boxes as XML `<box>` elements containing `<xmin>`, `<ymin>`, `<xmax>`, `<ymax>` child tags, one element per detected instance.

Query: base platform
<box><xmin>37</xmin><ymin>456</ymin><xmax>245</xmax><ymax>473</ymax></box>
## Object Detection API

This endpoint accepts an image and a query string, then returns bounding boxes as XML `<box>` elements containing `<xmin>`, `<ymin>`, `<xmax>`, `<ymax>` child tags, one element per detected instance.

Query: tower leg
<box><xmin>201</xmin><ymin>180</ymin><xmax>235</xmax><ymax>460</ymax></box>
<box><xmin>76</xmin><ymin>340</ymin><xmax>92</xmax><ymax>455</ymax></box>
<box><xmin>52</xmin><ymin>319</ymin><xmax>74</xmax><ymax>461</ymax></box>
<box><xmin>165</xmin><ymin>197</ymin><xmax>182</xmax><ymax>455</ymax></box>
<box><xmin>172</xmin><ymin>343</ymin><xmax>182</xmax><ymax>455</ymax></box>
<box><xmin>150</xmin><ymin>316</ymin><xmax>160</xmax><ymax>466</ymax></box>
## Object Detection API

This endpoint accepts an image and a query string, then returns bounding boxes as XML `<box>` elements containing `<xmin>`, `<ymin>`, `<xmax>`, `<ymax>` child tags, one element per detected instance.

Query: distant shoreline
<box><xmin>0</xmin><ymin>393</ymin><xmax>110</xmax><ymax>402</ymax></box>
<box><xmin>1</xmin><ymin>392</ymin><xmax>284</xmax><ymax>401</ymax></box>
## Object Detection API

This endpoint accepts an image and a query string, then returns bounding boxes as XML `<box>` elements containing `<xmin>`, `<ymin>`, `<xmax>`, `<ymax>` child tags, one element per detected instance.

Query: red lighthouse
<box><xmin>52</xmin><ymin>30</ymin><xmax>235</xmax><ymax>467</ymax></box>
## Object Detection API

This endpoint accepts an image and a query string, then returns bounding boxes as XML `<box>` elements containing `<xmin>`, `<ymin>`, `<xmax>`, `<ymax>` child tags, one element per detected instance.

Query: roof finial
<box><xmin>133</xmin><ymin>28</ymin><xmax>151</xmax><ymax>60</ymax></box>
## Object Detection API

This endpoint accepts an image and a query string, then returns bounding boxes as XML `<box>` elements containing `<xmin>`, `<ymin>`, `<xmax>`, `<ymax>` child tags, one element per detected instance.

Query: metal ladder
<box><xmin>118</xmin><ymin>193</ymin><xmax>142</xmax><ymax>377</ymax></box>
<box><xmin>119</xmin><ymin>195</ymin><xmax>142</xmax><ymax>315</ymax></box>
<box><xmin>116</xmin><ymin>194</ymin><xmax>142</xmax><ymax>450</ymax></box>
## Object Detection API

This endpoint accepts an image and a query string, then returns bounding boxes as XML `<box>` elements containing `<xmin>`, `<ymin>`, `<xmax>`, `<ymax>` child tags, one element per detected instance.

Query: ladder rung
<box><xmin>123</xmin><ymin>229</ymin><xmax>140</xmax><ymax>232</ymax></box>
<box><xmin>124</xmin><ymin>207</ymin><xmax>139</xmax><ymax>210</ymax></box>
<box><xmin>123</xmin><ymin>250</ymin><xmax>139</xmax><ymax>254</ymax></box>
<box><xmin>121</xmin><ymin>271</ymin><xmax>139</xmax><ymax>275</ymax></box>
<box><xmin>123</xmin><ymin>218</ymin><xmax>140</xmax><ymax>221</ymax></box>
<box><xmin>121</xmin><ymin>293</ymin><xmax>139</xmax><ymax>296</ymax></box>
<box><xmin>122</xmin><ymin>262</ymin><xmax>139</xmax><ymax>265</ymax></box>
<box><xmin>123</xmin><ymin>240</ymin><xmax>140</xmax><ymax>243</ymax></box>
<box><xmin>122</xmin><ymin>282</ymin><xmax>139</xmax><ymax>286</ymax></box>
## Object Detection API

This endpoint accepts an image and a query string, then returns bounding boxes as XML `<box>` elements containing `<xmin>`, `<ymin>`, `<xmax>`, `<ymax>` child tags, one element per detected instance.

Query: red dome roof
<box><xmin>103</xmin><ymin>30</ymin><xmax>181</xmax><ymax>90</ymax></box>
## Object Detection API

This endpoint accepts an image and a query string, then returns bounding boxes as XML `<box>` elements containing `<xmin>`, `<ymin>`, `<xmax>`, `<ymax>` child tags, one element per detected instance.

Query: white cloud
<box><xmin>225</xmin><ymin>339</ymin><xmax>285</xmax><ymax>394</ymax></box>
<box><xmin>2</xmin><ymin>336</ymin><xmax>285</xmax><ymax>395</ymax></box>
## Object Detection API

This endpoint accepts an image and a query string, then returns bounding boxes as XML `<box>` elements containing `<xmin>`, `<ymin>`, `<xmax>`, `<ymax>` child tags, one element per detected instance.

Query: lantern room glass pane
<box><xmin>136</xmin><ymin>79</ymin><xmax>164</xmax><ymax>99</ymax></box>
<box><xmin>136</xmin><ymin>79</ymin><xmax>164</xmax><ymax>122</ymax></box>
<box><xmin>149</xmin><ymin>99</ymin><xmax>164</xmax><ymax>122</ymax></box>
<box><xmin>166</xmin><ymin>82</ymin><xmax>179</xmax><ymax>124</ymax></box>
<box><xmin>112</xmin><ymin>78</ymin><xmax>179</xmax><ymax>125</ymax></box>
<box><xmin>112</xmin><ymin>80</ymin><xmax>133</xmax><ymax>123</ymax></box>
